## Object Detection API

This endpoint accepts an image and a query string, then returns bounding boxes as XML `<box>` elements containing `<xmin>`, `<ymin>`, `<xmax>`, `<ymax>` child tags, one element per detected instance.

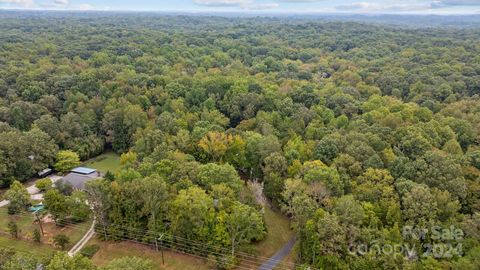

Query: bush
<box><xmin>207</xmin><ymin>254</ymin><xmax>237</xmax><ymax>270</ymax></box>
<box><xmin>35</xmin><ymin>178</ymin><xmax>52</xmax><ymax>191</ymax></box>
<box><xmin>33</xmin><ymin>228</ymin><xmax>41</xmax><ymax>243</ymax></box>
<box><xmin>79</xmin><ymin>244</ymin><xmax>100</xmax><ymax>258</ymax></box>
<box><xmin>7</xmin><ymin>221</ymin><xmax>18</xmax><ymax>239</ymax></box>
<box><xmin>103</xmin><ymin>257</ymin><xmax>154</xmax><ymax>270</ymax></box>
<box><xmin>104</xmin><ymin>171</ymin><xmax>115</xmax><ymax>182</ymax></box>
<box><xmin>54</xmin><ymin>179</ymin><xmax>73</xmax><ymax>196</ymax></box>
<box><xmin>53</xmin><ymin>234</ymin><xmax>69</xmax><ymax>250</ymax></box>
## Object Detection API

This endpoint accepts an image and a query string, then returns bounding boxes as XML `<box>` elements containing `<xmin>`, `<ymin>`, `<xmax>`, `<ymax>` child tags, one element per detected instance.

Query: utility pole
<box><xmin>35</xmin><ymin>212</ymin><xmax>44</xmax><ymax>236</ymax></box>
<box><xmin>158</xmin><ymin>233</ymin><xmax>165</xmax><ymax>265</ymax></box>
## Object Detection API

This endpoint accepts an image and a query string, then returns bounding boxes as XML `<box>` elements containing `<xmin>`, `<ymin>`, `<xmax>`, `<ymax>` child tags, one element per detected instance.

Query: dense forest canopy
<box><xmin>0</xmin><ymin>12</ymin><xmax>480</xmax><ymax>269</ymax></box>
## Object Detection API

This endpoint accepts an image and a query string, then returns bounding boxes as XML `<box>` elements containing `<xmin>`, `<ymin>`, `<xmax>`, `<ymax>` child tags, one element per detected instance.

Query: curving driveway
<box><xmin>68</xmin><ymin>218</ymin><xmax>96</xmax><ymax>257</ymax></box>
<box><xmin>258</xmin><ymin>236</ymin><xmax>296</xmax><ymax>270</ymax></box>
<box><xmin>0</xmin><ymin>176</ymin><xmax>62</xmax><ymax>208</ymax></box>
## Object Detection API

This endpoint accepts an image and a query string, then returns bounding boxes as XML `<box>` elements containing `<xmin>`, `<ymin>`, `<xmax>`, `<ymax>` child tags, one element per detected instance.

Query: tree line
<box><xmin>0</xmin><ymin>14</ymin><xmax>479</xmax><ymax>269</ymax></box>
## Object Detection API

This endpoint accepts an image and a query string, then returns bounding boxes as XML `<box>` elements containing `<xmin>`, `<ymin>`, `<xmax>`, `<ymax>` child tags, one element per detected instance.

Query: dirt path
<box><xmin>258</xmin><ymin>236</ymin><xmax>296</xmax><ymax>270</ymax></box>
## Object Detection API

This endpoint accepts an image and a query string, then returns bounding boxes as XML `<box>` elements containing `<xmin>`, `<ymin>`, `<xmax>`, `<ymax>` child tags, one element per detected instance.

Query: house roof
<box><xmin>71</xmin><ymin>167</ymin><xmax>97</xmax><ymax>175</ymax></box>
<box><xmin>62</xmin><ymin>172</ymin><xmax>101</xmax><ymax>190</ymax></box>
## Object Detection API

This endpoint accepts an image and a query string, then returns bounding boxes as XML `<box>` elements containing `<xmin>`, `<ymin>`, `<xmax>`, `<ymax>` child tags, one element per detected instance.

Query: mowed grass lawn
<box><xmin>0</xmin><ymin>235</ymin><xmax>55</xmax><ymax>257</ymax></box>
<box><xmin>240</xmin><ymin>207</ymin><xmax>296</xmax><ymax>269</ymax></box>
<box><xmin>0</xmin><ymin>208</ymin><xmax>91</xmax><ymax>250</ymax></box>
<box><xmin>0</xmin><ymin>209</ymin><xmax>38</xmax><ymax>237</ymax></box>
<box><xmin>82</xmin><ymin>152</ymin><xmax>121</xmax><ymax>174</ymax></box>
<box><xmin>88</xmin><ymin>238</ymin><xmax>210</xmax><ymax>270</ymax></box>
<box><xmin>256</xmin><ymin>207</ymin><xmax>294</xmax><ymax>258</ymax></box>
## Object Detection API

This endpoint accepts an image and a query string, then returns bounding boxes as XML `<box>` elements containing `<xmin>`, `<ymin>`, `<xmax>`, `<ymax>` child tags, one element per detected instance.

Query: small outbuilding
<box><xmin>38</xmin><ymin>168</ymin><xmax>53</xmax><ymax>178</ymax></box>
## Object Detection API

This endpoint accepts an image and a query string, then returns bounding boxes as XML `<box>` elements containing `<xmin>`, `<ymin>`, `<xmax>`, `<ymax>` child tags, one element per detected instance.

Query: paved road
<box><xmin>0</xmin><ymin>183</ymin><xmax>40</xmax><ymax>208</ymax></box>
<box><xmin>258</xmin><ymin>236</ymin><xmax>296</xmax><ymax>270</ymax></box>
<box><xmin>0</xmin><ymin>200</ymin><xmax>9</xmax><ymax>208</ymax></box>
<box><xmin>68</xmin><ymin>218</ymin><xmax>96</xmax><ymax>257</ymax></box>
<box><xmin>0</xmin><ymin>175</ymin><xmax>97</xmax><ymax>258</ymax></box>
<box><xmin>0</xmin><ymin>176</ymin><xmax>62</xmax><ymax>208</ymax></box>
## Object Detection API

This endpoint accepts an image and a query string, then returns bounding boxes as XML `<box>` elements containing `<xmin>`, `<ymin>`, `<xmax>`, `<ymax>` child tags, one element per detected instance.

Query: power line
<box><xmin>0</xmin><ymin>209</ymin><xmax>307</xmax><ymax>270</ymax></box>
<box><xmin>90</xmin><ymin>217</ymin><xmax>300</xmax><ymax>268</ymax></box>
<box><xmin>93</xmin><ymin>220</ymin><xmax>299</xmax><ymax>269</ymax></box>
<box><xmin>0</xmin><ymin>210</ymin><xmax>301</xmax><ymax>270</ymax></box>
<box><xmin>0</xmin><ymin>216</ymin><xmax>248</xmax><ymax>270</ymax></box>
<box><xmin>0</xmin><ymin>241</ymin><xmax>238</xmax><ymax>270</ymax></box>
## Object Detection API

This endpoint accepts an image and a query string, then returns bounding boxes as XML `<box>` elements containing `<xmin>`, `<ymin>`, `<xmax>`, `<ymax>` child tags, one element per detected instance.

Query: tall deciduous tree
<box><xmin>198</xmin><ymin>131</ymin><xmax>233</xmax><ymax>162</ymax></box>
<box><xmin>220</xmin><ymin>201</ymin><xmax>265</xmax><ymax>256</ymax></box>
<box><xmin>85</xmin><ymin>180</ymin><xmax>112</xmax><ymax>241</ymax></box>
<box><xmin>46</xmin><ymin>252</ymin><xmax>96</xmax><ymax>270</ymax></box>
<box><xmin>5</xmin><ymin>181</ymin><xmax>30</xmax><ymax>214</ymax></box>
<box><xmin>54</xmin><ymin>150</ymin><xmax>80</xmax><ymax>173</ymax></box>
<box><xmin>102</xmin><ymin>257</ymin><xmax>154</xmax><ymax>270</ymax></box>
<box><xmin>169</xmin><ymin>186</ymin><xmax>215</xmax><ymax>243</ymax></box>
<box><xmin>140</xmin><ymin>175</ymin><xmax>169</xmax><ymax>243</ymax></box>
<box><xmin>44</xmin><ymin>189</ymin><xmax>68</xmax><ymax>224</ymax></box>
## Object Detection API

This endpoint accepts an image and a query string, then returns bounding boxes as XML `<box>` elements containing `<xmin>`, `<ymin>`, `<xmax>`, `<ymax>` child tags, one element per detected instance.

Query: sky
<box><xmin>1</xmin><ymin>0</ymin><xmax>480</xmax><ymax>14</ymax></box>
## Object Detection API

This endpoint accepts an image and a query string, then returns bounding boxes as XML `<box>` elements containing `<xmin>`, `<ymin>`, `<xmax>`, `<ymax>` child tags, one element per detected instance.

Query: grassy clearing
<box><xmin>0</xmin><ymin>209</ymin><xmax>38</xmax><ymax>237</ymax></box>
<box><xmin>236</xmin><ymin>207</ymin><xmax>297</xmax><ymax>269</ymax></box>
<box><xmin>86</xmin><ymin>207</ymin><xmax>295</xmax><ymax>270</ymax></box>
<box><xmin>0</xmin><ymin>208</ymin><xmax>91</xmax><ymax>250</ymax></box>
<box><xmin>256</xmin><ymin>207</ymin><xmax>294</xmax><ymax>258</ymax></box>
<box><xmin>41</xmin><ymin>219</ymin><xmax>91</xmax><ymax>249</ymax></box>
<box><xmin>82</xmin><ymin>152</ymin><xmax>121</xmax><ymax>174</ymax></box>
<box><xmin>0</xmin><ymin>235</ymin><xmax>55</xmax><ymax>257</ymax></box>
<box><xmin>88</xmin><ymin>238</ymin><xmax>210</xmax><ymax>270</ymax></box>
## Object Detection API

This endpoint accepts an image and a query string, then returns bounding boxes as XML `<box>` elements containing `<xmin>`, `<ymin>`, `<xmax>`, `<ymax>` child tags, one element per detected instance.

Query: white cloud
<box><xmin>335</xmin><ymin>1</ymin><xmax>379</xmax><ymax>11</ymax></box>
<box><xmin>438</xmin><ymin>0</ymin><xmax>480</xmax><ymax>5</ymax></box>
<box><xmin>244</xmin><ymin>3</ymin><xmax>279</xmax><ymax>9</ymax></box>
<box><xmin>75</xmin><ymin>3</ymin><xmax>95</xmax><ymax>10</ymax></box>
<box><xmin>276</xmin><ymin>0</ymin><xmax>326</xmax><ymax>2</ymax></box>
<box><xmin>333</xmin><ymin>1</ymin><xmax>439</xmax><ymax>13</ymax></box>
<box><xmin>193</xmin><ymin>0</ymin><xmax>278</xmax><ymax>10</ymax></box>
<box><xmin>54</xmin><ymin>0</ymin><xmax>68</xmax><ymax>5</ymax></box>
<box><xmin>0</xmin><ymin>0</ymin><xmax>34</xmax><ymax>8</ymax></box>
<box><xmin>193</xmin><ymin>0</ymin><xmax>253</xmax><ymax>7</ymax></box>
<box><xmin>432</xmin><ymin>0</ymin><xmax>480</xmax><ymax>8</ymax></box>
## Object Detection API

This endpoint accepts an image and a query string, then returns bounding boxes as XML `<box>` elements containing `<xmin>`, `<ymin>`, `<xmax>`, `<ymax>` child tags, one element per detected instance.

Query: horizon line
<box><xmin>1</xmin><ymin>9</ymin><xmax>480</xmax><ymax>16</ymax></box>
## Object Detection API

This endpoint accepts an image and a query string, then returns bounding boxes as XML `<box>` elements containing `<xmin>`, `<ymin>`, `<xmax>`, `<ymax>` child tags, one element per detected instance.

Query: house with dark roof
<box><xmin>61</xmin><ymin>167</ymin><xmax>102</xmax><ymax>190</ymax></box>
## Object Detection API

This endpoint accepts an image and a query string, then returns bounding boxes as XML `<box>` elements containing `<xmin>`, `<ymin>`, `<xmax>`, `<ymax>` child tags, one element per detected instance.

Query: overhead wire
<box><xmin>0</xmin><ymin>208</ymin><xmax>300</xmax><ymax>269</ymax></box>
<box><xmin>0</xmin><ymin>209</ymin><xmax>307</xmax><ymax>270</ymax></box>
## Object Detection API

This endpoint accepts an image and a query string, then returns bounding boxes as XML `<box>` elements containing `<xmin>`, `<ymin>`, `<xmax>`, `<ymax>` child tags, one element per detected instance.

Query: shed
<box><xmin>38</xmin><ymin>168</ymin><xmax>53</xmax><ymax>178</ymax></box>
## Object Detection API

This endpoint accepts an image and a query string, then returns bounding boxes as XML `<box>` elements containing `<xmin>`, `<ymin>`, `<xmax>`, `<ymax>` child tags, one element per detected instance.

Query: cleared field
<box><xmin>0</xmin><ymin>235</ymin><xmax>55</xmax><ymax>257</ymax></box>
<box><xmin>82</xmin><ymin>152</ymin><xmax>121</xmax><ymax>174</ymax></box>
<box><xmin>233</xmin><ymin>207</ymin><xmax>297</xmax><ymax>270</ymax></box>
<box><xmin>0</xmin><ymin>208</ymin><xmax>91</xmax><ymax>250</ymax></box>
<box><xmin>87</xmin><ymin>208</ymin><xmax>295</xmax><ymax>270</ymax></box>
<box><xmin>256</xmin><ymin>207</ymin><xmax>294</xmax><ymax>258</ymax></box>
<box><xmin>89</xmin><ymin>238</ymin><xmax>211</xmax><ymax>270</ymax></box>
<box><xmin>0</xmin><ymin>209</ymin><xmax>36</xmax><ymax>235</ymax></box>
